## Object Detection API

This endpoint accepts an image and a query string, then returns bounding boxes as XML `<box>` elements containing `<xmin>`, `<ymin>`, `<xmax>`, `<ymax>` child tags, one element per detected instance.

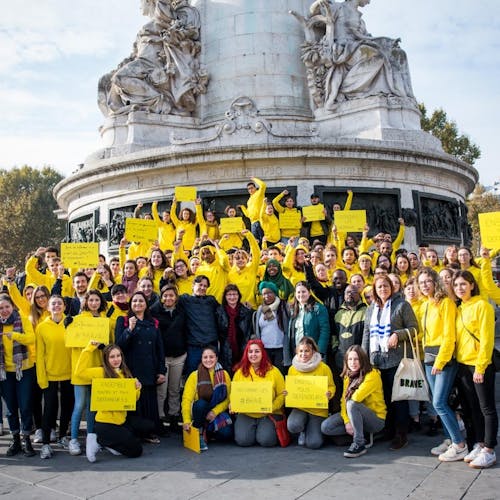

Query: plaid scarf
<box><xmin>0</xmin><ymin>310</ymin><xmax>28</xmax><ymax>381</ymax></box>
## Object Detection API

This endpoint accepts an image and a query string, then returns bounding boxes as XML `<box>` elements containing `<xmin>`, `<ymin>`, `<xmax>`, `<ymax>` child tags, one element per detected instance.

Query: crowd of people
<box><xmin>0</xmin><ymin>178</ymin><xmax>498</xmax><ymax>469</ymax></box>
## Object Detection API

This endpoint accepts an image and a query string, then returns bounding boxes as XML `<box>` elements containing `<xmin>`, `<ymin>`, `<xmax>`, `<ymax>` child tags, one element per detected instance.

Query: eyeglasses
<box><xmin>35</xmin><ymin>294</ymin><xmax>48</xmax><ymax>299</ymax></box>
<box><xmin>418</xmin><ymin>279</ymin><xmax>434</xmax><ymax>286</ymax></box>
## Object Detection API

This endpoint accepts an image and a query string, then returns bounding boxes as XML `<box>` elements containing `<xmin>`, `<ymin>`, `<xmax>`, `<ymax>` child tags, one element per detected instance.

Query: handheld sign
<box><xmin>230</xmin><ymin>381</ymin><xmax>273</xmax><ymax>413</ymax></box>
<box><xmin>334</xmin><ymin>210</ymin><xmax>367</xmax><ymax>233</ymax></box>
<box><xmin>478</xmin><ymin>211</ymin><xmax>500</xmax><ymax>248</ymax></box>
<box><xmin>175</xmin><ymin>186</ymin><xmax>197</xmax><ymax>202</ymax></box>
<box><xmin>279</xmin><ymin>211</ymin><xmax>302</xmax><ymax>230</ymax></box>
<box><xmin>285</xmin><ymin>376</ymin><xmax>328</xmax><ymax>409</ymax></box>
<box><xmin>90</xmin><ymin>378</ymin><xmax>136</xmax><ymax>411</ymax></box>
<box><xmin>302</xmin><ymin>204</ymin><xmax>325</xmax><ymax>222</ymax></box>
<box><xmin>219</xmin><ymin>217</ymin><xmax>244</xmax><ymax>234</ymax></box>
<box><xmin>65</xmin><ymin>316</ymin><xmax>110</xmax><ymax>348</ymax></box>
<box><xmin>61</xmin><ymin>243</ymin><xmax>99</xmax><ymax>269</ymax></box>
<box><xmin>125</xmin><ymin>217</ymin><xmax>157</xmax><ymax>243</ymax></box>
<box><xmin>183</xmin><ymin>428</ymin><xmax>201</xmax><ymax>454</ymax></box>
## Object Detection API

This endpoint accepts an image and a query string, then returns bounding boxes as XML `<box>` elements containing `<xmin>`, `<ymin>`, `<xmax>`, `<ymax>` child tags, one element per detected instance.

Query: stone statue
<box><xmin>291</xmin><ymin>0</ymin><xmax>415</xmax><ymax>112</ymax></box>
<box><xmin>98</xmin><ymin>0</ymin><xmax>208</xmax><ymax>116</ymax></box>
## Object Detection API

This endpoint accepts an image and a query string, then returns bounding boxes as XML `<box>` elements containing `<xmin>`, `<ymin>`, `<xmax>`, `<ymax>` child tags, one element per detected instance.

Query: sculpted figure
<box><xmin>291</xmin><ymin>0</ymin><xmax>414</xmax><ymax>111</ymax></box>
<box><xmin>98</xmin><ymin>0</ymin><xmax>208</xmax><ymax>116</ymax></box>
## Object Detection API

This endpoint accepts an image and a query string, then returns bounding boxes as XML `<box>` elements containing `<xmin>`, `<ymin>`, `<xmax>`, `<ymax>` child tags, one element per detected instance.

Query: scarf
<box><xmin>113</xmin><ymin>302</ymin><xmax>129</xmax><ymax>312</ymax></box>
<box><xmin>263</xmin><ymin>260</ymin><xmax>294</xmax><ymax>300</ymax></box>
<box><xmin>225</xmin><ymin>305</ymin><xmax>239</xmax><ymax>359</ymax></box>
<box><xmin>344</xmin><ymin>370</ymin><xmax>364</xmax><ymax>401</ymax></box>
<box><xmin>197</xmin><ymin>362</ymin><xmax>227</xmax><ymax>406</ymax></box>
<box><xmin>0</xmin><ymin>310</ymin><xmax>28</xmax><ymax>381</ymax></box>
<box><xmin>121</xmin><ymin>274</ymin><xmax>139</xmax><ymax>296</ymax></box>
<box><xmin>369</xmin><ymin>300</ymin><xmax>392</xmax><ymax>354</ymax></box>
<box><xmin>261</xmin><ymin>295</ymin><xmax>281</xmax><ymax>321</ymax></box>
<box><xmin>291</xmin><ymin>351</ymin><xmax>322</xmax><ymax>373</ymax></box>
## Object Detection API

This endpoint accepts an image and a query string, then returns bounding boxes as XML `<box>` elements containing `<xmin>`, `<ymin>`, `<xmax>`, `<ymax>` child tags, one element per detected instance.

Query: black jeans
<box><xmin>42</xmin><ymin>380</ymin><xmax>74</xmax><ymax>444</ymax></box>
<box><xmin>456</xmin><ymin>363</ymin><xmax>498</xmax><ymax>448</ymax></box>
<box><xmin>380</xmin><ymin>365</ymin><xmax>409</xmax><ymax>436</ymax></box>
<box><xmin>95</xmin><ymin>414</ymin><xmax>155</xmax><ymax>458</ymax></box>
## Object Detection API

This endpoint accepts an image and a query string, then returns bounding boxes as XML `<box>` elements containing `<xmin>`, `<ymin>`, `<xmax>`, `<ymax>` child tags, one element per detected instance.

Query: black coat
<box><xmin>150</xmin><ymin>302</ymin><xmax>188</xmax><ymax>358</ymax></box>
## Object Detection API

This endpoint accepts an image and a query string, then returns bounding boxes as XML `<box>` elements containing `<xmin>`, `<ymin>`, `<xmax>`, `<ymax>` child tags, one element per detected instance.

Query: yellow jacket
<box><xmin>35</xmin><ymin>315</ymin><xmax>72</xmax><ymax>388</ymax></box>
<box><xmin>241</xmin><ymin>177</ymin><xmax>266</xmax><ymax>223</ymax></box>
<box><xmin>456</xmin><ymin>296</ymin><xmax>495</xmax><ymax>374</ymax></box>
<box><xmin>232</xmin><ymin>365</ymin><xmax>285</xmax><ymax>418</ymax></box>
<box><xmin>152</xmin><ymin>201</ymin><xmax>176</xmax><ymax>252</ymax></box>
<box><xmin>282</xmin><ymin>245</ymin><xmax>306</xmax><ymax>287</ymax></box>
<box><xmin>75</xmin><ymin>343</ymin><xmax>140</xmax><ymax>426</ymax></box>
<box><xmin>419</xmin><ymin>297</ymin><xmax>457</xmax><ymax>371</ymax></box>
<box><xmin>480</xmin><ymin>258</ymin><xmax>500</xmax><ymax>305</ymax></box>
<box><xmin>286</xmin><ymin>361</ymin><xmax>335</xmax><ymax>417</ymax></box>
<box><xmin>1</xmin><ymin>314</ymin><xmax>35</xmax><ymax>372</ymax></box>
<box><xmin>170</xmin><ymin>201</ymin><xmax>203</xmax><ymax>252</ymax></box>
<box><xmin>340</xmin><ymin>369</ymin><xmax>387</xmax><ymax>424</ymax></box>
<box><xmin>25</xmin><ymin>256</ymin><xmax>73</xmax><ymax>296</ymax></box>
<box><xmin>260</xmin><ymin>204</ymin><xmax>281</xmax><ymax>243</ymax></box>
<box><xmin>181</xmin><ymin>368</ymin><xmax>231</xmax><ymax>425</ymax></box>
<box><xmin>196</xmin><ymin>249</ymin><xmax>230</xmax><ymax>303</ymax></box>
<box><xmin>272</xmin><ymin>192</ymin><xmax>301</xmax><ymax>238</ymax></box>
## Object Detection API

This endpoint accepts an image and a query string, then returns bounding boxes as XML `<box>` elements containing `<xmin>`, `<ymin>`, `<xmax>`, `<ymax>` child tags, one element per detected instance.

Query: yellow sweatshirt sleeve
<box><xmin>181</xmin><ymin>370</ymin><xmax>198</xmax><ymax>424</ymax></box>
<box><xmin>272</xmin><ymin>192</ymin><xmax>285</xmax><ymax>214</ymax></box>
<box><xmin>434</xmin><ymin>298</ymin><xmax>457</xmax><ymax>371</ymax></box>
<box><xmin>74</xmin><ymin>343</ymin><xmax>105</xmax><ymax>382</ymax></box>
<box><xmin>5</xmin><ymin>281</ymin><xmax>30</xmax><ymax>317</ymax></box>
<box><xmin>271</xmin><ymin>367</ymin><xmax>285</xmax><ymax>413</ymax></box>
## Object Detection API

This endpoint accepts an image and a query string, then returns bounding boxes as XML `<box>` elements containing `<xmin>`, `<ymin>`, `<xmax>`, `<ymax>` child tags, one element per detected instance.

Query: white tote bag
<box><xmin>391</xmin><ymin>333</ymin><xmax>430</xmax><ymax>402</ymax></box>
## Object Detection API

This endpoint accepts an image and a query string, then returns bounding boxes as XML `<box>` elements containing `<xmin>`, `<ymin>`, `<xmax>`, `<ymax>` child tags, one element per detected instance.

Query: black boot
<box><xmin>6</xmin><ymin>433</ymin><xmax>22</xmax><ymax>457</ymax></box>
<box><xmin>21</xmin><ymin>434</ymin><xmax>36</xmax><ymax>457</ymax></box>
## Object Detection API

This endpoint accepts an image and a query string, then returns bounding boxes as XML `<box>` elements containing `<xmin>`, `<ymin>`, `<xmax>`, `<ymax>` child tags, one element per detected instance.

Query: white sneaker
<box><xmin>464</xmin><ymin>443</ymin><xmax>483</xmax><ymax>463</ymax></box>
<box><xmin>469</xmin><ymin>448</ymin><xmax>497</xmax><ymax>469</ymax></box>
<box><xmin>68</xmin><ymin>438</ymin><xmax>81</xmax><ymax>456</ymax></box>
<box><xmin>86</xmin><ymin>433</ymin><xmax>99</xmax><ymax>463</ymax></box>
<box><xmin>431</xmin><ymin>439</ymin><xmax>451</xmax><ymax>456</ymax></box>
<box><xmin>438</xmin><ymin>443</ymin><xmax>468</xmax><ymax>462</ymax></box>
<box><xmin>298</xmin><ymin>432</ymin><xmax>306</xmax><ymax>446</ymax></box>
<box><xmin>40</xmin><ymin>444</ymin><xmax>53</xmax><ymax>459</ymax></box>
<box><xmin>58</xmin><ymin>436</ymin><xmax>70</xmax><ymax>449</ymax></box>
<box><xmin>33</xmin><ymin>428</ymin><xmax>43</xmax><ymax>443</ymax></box>
<box><xmin>50</xmin><ymin>429</ymin><xmax>57</xmax><ymax>442</ymax></box>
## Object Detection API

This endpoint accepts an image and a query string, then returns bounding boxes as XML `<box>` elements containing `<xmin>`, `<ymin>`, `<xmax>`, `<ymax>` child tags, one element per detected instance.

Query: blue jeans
<box><xmin>192</xmin><ymin>399</ymin><xmax>233</xmax><ymax>441</ymax></box>
<box><xmin>1</xmin><ymin>367</ymin><xmax>34</xmax><ymax>434</ymax></box>
<box><xmin>425</xmin><ymin>361</ymin><xmax>462</xmax><ymax>444</ymax></box>
<box><xmin>71</xmin><ymin>384</ymin><xmax>95</xmax><ymax>438</ymax></box>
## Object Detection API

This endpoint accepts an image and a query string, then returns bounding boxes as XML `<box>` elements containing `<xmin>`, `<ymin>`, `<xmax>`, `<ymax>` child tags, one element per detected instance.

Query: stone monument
<box><xmin>55</xmin><ymin>0</ymin><xmax>477</xmax><ymax>252</ymax></box>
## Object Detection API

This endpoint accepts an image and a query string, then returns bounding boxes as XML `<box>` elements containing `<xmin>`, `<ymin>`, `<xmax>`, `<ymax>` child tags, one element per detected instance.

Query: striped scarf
<box><xmin>0</xmin><ymin>310</ymin><xmax>28</xmax><ymax>381</ymax></box>
<box><xmin>369</xmin><ymin>300</ymin><xmax>392</xmax><ymax>354</ymax></box>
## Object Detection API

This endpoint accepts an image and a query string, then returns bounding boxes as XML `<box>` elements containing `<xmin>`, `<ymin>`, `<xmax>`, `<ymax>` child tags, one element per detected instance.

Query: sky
<box><xmin>0</xmin><ymin>0</ymin><xmax>498</xmax><ymax>185</ymax></box>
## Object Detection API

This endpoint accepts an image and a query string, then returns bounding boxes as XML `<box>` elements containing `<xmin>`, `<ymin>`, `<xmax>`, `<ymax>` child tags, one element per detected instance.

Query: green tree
<box><xmin>0</xmin><ymin>166</ymin><xmax>66</xmax><ymax>270</ymax></box>
<box><xmin>419</xmin><ymin>103</ymin><xmax>481</xmax><ymax>165</ymax></box>
<box><xmin>466</xmin><ymin>183</ymin><xmax>500</xmax><ymax>252</ymax></box>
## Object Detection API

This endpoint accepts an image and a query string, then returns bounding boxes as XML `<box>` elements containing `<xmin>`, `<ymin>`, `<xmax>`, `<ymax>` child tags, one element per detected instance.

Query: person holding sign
<box><xmin>272</xmin><ymin>190</ymin><xmax>302</xmax><ymax>244</ymax></box>
<box><xmin>302</xmin><ymin>193</ymin><xmax>330</xmax><ymax>246</ymax></box>
<box><xmin>116</xmin><ymin>291</ymin><xmax>166</xmax><ymax>442</ymax></box>
<box><xmin>75</xmin><ymin>342</ymin><xmax>153</xmax><ymax>458</ymax></box>
<box><xmin>452</xmin><ymin>271</ymin><xmax>498</xmax><ymax>469</ymax></box>
<box><xmin>259</xmin><ymin>199</ymin><xmax>281</xmax><ymax>246</ymax></box>
<box><xmin>321</xmin><ymin>345</ymin><xmax>386</xmax><ymax>458</ymax></box>
<box><xmin>286</xmin><ymin>337</ymin><xmax>334</xmax><ymax>449</ymax></box>
<box><xmin>35</xmin><ymin>295</ymin><xmax>74</xmax><ymax>459</ymax></box>
<box><xmin>182</xmin><ymin>346</ymin><xmax>233</xmax><ymax>451</ymax></box>
<box><xmin>232</xmin><ymin>340</ymin><xmax>286</xmax><ymax>447</ymax></box>
<box><xmin>170</xmin><ymin>197</ymin><xmax>203</xmax><ymax>253</ymax></box>
<box><xmin>67</xmin><ymin>289</ymin><xmax>109</xmax><ymax>461</ymax></box>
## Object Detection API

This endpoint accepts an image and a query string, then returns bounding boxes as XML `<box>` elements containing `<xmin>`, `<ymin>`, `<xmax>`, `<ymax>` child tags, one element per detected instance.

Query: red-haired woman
<box><xmin>232</xmin><ymin>340</ymin><xmax>285</xmax><ymax>447</ymax></box>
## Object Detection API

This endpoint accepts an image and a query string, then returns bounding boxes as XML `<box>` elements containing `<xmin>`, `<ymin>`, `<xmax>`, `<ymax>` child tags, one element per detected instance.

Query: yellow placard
<box><xmin>302</xmin><ymin>204</ymin><xmax>325</xmax><ymax>222</ymax></box>
<box><xmin>285</xmin><ymin>376</ymin><xmax>328</xmax><ymax>409</ymax></box>
<box><xmin>175</xmin><ymin>186</ymin><xmax>197</xmax><ymax>202</ymax></box>
<box><xmin>183</xmin><ymin>428</ymin><xmax>201</xmax><ymax>454</ymax></box>
<box><xmin>61</xmin><ymin>243</ymin><xmax>99</xmax><ymax>269</ymax></box>
<box><xmin>125</xmin><ymin>217</ymin><xmax>157</xmax><ymax>243</ymax></box>
<box><xmin>230</xmin><ymin>381</ymin><xmax>273</xmax><ymax>413</ymax></box>
<box><xmin>478</xmin><ymin>211</ymin><xmax>500</xmax><ymax>248</ymax></box>
<box><xmin>279</xmin><ymin>211</ymin><xmax>302</xmax><ymax>230</ymax></box>
<box><xmin>334</xmin><ymin>210</ymin><xmax>367</xmax><ymax>233</ymax></box>
<box><xmin>90</xmin><ymin>378</ymin><xmax>137</xmax><ymax>411</ymax></box>
<box><xmin>65</xmin><ymin>316</ymin><xmax>110</xmax><ymax>348</ymax></box>
<box><xmin>219</xmin><ymin>217</ymin><xmax>245</xmax><ymax>234</ymax></box>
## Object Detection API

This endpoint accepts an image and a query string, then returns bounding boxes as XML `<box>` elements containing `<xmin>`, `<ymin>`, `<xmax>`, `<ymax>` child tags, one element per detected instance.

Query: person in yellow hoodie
<box><xmin>416</xmin><ymin>268</ymin><xmax>467</xmax><ymax>462</ymax></box>
<box><xmin>452</xmin><ymin>270</ymin><xmax>498</xmax><ymax>469</ymax></box>
<box><xmin>182</xmin><ymin>346</ymin><xmax>233</xmax><ymax>451</ymax></box>
<box><xmin>233</xmin><ymin>339</ymin><xmax>286</xmax><ymax>447</ymax></box>
<box><xmin>170</xmin><ymin>197</ymin><xmax>203</xmax><ymax>253</ymax></box>
<box><xmin>272</xmin><ymin>190</ymin><xmax>302</xmax><ymax>244</ymax></box>
<box><xmin>35</xmin><ymin>295</ymin><xmax>74</xmax><ymax>459</ymax></box>
<box><xmin>259</xmin><ymin>198</ymin><xmax>281</xmax><ymax>246</ymax></box>
<box><xmin>151</xmin><ymin>200</ymin><xmax>176</xmax><ymax>252</ymax></box>
<box><xmin>285</xmin><ymin>337</ymin><xmax>334</xmax><ymax>449</ymax></box>
<box><xmin>75</xmin><ymin>341</ymin><xmax>153</xmax><ymax>458</ymax></box>
<box><xmin>195</xmin><ymin>240</ymin><xmax>230</xmax><ymax>303</ymax></box>
<box><xmin>321</xmin><ymin>345</ymin><xmax>387</xmax><ymax>458</ymax></box>
<box><xmin>0</xmin><ymin>293</ymin><xmax>36</xmax><ymax>457</ymax></box>
<box><xmin>239</xmin><ymin>177</ymin><xmax>266</xmax><ymax>243</ymax></box>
